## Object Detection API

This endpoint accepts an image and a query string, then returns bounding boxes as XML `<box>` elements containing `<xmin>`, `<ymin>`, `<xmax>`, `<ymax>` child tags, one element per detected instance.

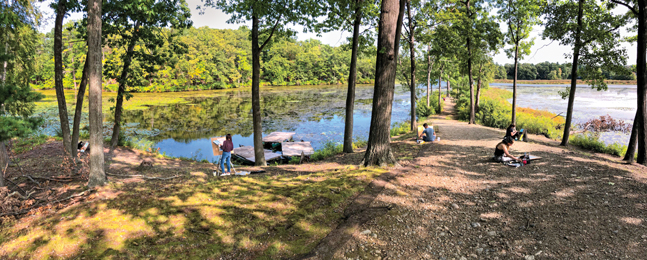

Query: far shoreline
<box><xmin>491</xmin><ymin>79</ymin><xmax>637</xmax><ymax>86</ymax></box>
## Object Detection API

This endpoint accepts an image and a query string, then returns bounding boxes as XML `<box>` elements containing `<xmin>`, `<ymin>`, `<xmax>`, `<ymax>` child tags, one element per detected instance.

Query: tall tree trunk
<box><xmin>251</xmin><ymin>14</ymin><xmax>266</xmax><ymax>166</ymax></box>
<box><xmin>407</xmin><ymin>1</ymin><xmax>417</xmax><ymax>132</ymax></box>
<box><xmin>475</xmin><ymin>62</ymin><xmax>483</xmax><ymax>111</ymax></box>
<box><xmin>512</xmin><ymin>42</ymin><xmax>519</xmax><ymax>124</ymax></box>
<box><xmin>54</xmin><ymin>0</ymin><xmax>73</xmax><ymax>158</ymax></box>
<box><xmin>636</xmin><ymin>0</ymin><xmax>647</xmax><ymax>164</ymax></box>
<box><xmin>362</xmin><ymin>0</ymin><xmax>405</xmax><ymax>167</ymax></box>
<box><xmin>560</xmin><ymin>0</ymin><xmax>584</xmax><ymax>146</ymax></box>
<box><xmin>71</xmin><ymin>56</ymin><xmax>89</xmax><ymax>160</ymax></box>
<box><xmin>110</xmin><ymin>24</ymin><xmax>139</xmax><ymax>148</ymax></box>
<box><xmin>343</xmin><ymin>0</ymin><xmax>363</xmax><ymax>154</ymax></box>
<box><xmin>87</xmin><ymin>0</ymin><xmax>106</xmax><ymax>188</ymax></box>
<box><xmin>426</xmin><ymin>46</ymin><xmax>432</xmax><ymax>107</ymax></box>
<box><xmin>70</xmin><ymin>42</ymin><xmax>77</xmax><ymax>92</ymax></box>
<box><xmin>624</xmin><ymin>111</ymin><xmax>638</xmax><ymax>162</ymax></box>
<box><xmin>467</xmin><ymin>42</ymin><xmax>475</xmax><ymax>124</ymax></box>
<box><xmin>0</xmin><ymin>141</ymin><xmax>8</xmax><ymax>187</ymax></box>
<box><xmin>438</xmin><ymin>66</ymin><xmax>443</xmax><ymax>113</ymax></box>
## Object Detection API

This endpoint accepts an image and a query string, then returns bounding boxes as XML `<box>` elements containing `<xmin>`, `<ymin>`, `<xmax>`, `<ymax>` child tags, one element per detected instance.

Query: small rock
<box><xmin>476</xmin><ymin>248</ymin><xmax>484</xmax><ymax>254</ymax></box>
<box><xmin>524</xmin><ymin>256</ymin><xmax>535</xmax><ymax>260</ymax></box>
<box><xmin>451</xmin><ymin>203</ymin><xmax>460</xmax><ymax>209</ymax></box>
<box><xmin>487</xmin><ymin>231</ymin><xmax>496</xmax><ymax>236</ymax></box>
<box><xmin>471</xmin><ymin>222</ymin><xmax>481</xmax><ymax>228</ymax></box>
<box><xmin>460</xmin><ymin>257</ymin><xmax>467</xmax><ymax>260</ymax></box>
<box><xmin>439</xmin><ymin>232</ymin><xmax>446</xmax><ymax>236</ymax></box>
<box><xmin>360</xmin><ymin>230</ymin><xmax>372</xmax><ymax>235</ymax></box>
<box><xmin>419</xmin><ymin>198</ymin><xmax>426</xmax><ymax>203</ymax></box>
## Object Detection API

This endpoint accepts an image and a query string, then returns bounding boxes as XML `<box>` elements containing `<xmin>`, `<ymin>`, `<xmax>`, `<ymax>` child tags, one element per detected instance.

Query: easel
<box><xmin>211</xmin><ymin>137</ymin><xmax>236</xmax><ymax>175</ymax></box>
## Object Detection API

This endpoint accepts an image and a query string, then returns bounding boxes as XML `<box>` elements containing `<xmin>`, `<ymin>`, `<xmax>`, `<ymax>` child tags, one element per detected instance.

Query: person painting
<box><xmin>418</xmin><ymin>123</ymin><xmax>436</xmax><ymax>142</ymax></box>
<box><xmin>219</xmin><ymin>134</ymin><xmax>234</xmax><ymax>176</ymax></box>
<box><xmin>494</xmin><ymin>137</ymin><xmax>522</xmax><ymax>162</ymax></box>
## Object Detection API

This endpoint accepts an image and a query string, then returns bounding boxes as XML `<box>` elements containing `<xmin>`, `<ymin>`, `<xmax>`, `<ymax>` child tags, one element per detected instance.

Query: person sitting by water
<box><xmin>505</xmin><ymin>123</ymin><xmax>524</xmax><ymax>140</ymax></box>
<box><xmin>418</xmin><ymin>123</ymin><xmax>436</xmax><ymax>142</ymax></box>
<box><xmin>494</xmin><ymin>137</ymin><xmax>522</xmax><ymax>162</ymax></box>
<box><xmin>219</xmin><ymin>134</ymin><xmax>234</xmax><ymax>176</ymax></box>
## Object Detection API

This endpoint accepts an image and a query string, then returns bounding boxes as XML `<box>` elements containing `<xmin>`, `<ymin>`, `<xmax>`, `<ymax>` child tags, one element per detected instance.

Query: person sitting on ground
<box><xmin>505</xmin><ymin>123</ymin><xmax>524</xmax><ymax>140</ymax></box>
<box><xmin>219</xmin><ymin>134</ymin><xmax>234</xmax><ymax>176</ymax></box>
<box><xmin>494</xmin><ymin>137</ymin><xmax>522</xmax><ymax>162</ymax></box>
<box><xmin>418</xmin><ymin>123</ymin><xmax>436</xmax><ymax>142</ymax></box>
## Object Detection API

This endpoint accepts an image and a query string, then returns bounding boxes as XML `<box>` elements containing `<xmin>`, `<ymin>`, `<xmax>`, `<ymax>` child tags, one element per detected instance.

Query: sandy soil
<box><xmin>306</xmin><ymin>99</ymin><xmax>647</xmax><ymax>260</ymax></box>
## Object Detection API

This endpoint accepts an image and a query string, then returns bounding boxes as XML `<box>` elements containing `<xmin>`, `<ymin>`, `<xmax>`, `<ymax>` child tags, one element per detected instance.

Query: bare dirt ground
<box><xmin>304</xmin><ymin>99</ymin><xmax>647</xmax><ymax>260</ymax></box>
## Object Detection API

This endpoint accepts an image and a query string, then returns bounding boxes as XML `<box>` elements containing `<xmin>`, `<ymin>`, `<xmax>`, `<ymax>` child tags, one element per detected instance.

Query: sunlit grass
<box><xmin>0</xmin><ymin>167</ymin><xmax>385</xmax><ymax>259</ymax></box>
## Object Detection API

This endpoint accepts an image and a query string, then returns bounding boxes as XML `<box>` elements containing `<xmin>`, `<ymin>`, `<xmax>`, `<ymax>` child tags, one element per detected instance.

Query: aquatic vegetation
<box><xmin>578</xmin><ymin>115</ymin><xmax>632</xmax><ymax>133</ymax></box>
<box><xmin>570</xmin><ymin>133</ymin><xmax>630</xmax><ymax>158</ymax></box>
<box><xmin>456</xmin><ymin>88</ymin><xmax>565</xmax><ymax>139</ymax></box>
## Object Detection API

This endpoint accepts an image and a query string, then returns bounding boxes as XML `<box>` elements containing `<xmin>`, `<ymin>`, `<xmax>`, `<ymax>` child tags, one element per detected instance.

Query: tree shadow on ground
<box><xmin>339</xmin><ymin>136</ymin><xmax>647</xmax><ymax>259</ymax></box>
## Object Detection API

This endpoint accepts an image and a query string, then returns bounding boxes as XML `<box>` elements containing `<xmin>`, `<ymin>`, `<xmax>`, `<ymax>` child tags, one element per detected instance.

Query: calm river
<box><xmin>490</xmin><ymin>83</ymin><xmax>638</xmax><ymax>146</ymax></box>
<box><xmin>119</xmin><ymin>84</ymin><xmax>415</xmax><ymax>162</ymax></box>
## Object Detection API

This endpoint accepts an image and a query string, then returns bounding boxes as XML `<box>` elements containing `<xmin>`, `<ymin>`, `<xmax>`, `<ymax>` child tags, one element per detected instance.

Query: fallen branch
<box><xmin>106</xmin><ymin>173</ymin><xmax>181</xmax><ymax>180</ymax></box>
<box><xmin>0</xmin><ymin>189</ymin><xmax>90</xmax><ymax>218</ymax></box>
<box><xmin>7</xmin><ymin>190</ymin><xmax>36</xmax><ymax>200</ymax></box>
<box><xmin>11</xmin><ymin>175</ymin><xmax>40</xmax><ymax>185</ymax></box>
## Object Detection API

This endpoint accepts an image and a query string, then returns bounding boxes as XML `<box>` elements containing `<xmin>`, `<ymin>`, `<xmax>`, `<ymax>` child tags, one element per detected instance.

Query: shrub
<box><xmin>570</xmin><ymin>133</ymin><xmax>628</xmax><ymax>157</ymax></box>
<box><xmin>390</xmin><ymin>121</ymin><xmax>410</xmax><ymax>137</ymax></box>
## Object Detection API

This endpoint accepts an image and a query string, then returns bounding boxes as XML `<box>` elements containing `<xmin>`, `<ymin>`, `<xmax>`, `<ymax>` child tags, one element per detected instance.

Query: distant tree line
<box><xmin>493</xmin><ymin>62</ymin><xmax>636</xmax><ymax>80</ymax></box>
<box><xmin>30</xmin><ymin>25</ymin><xmax>376</xmax><ymax>92</ymax></box>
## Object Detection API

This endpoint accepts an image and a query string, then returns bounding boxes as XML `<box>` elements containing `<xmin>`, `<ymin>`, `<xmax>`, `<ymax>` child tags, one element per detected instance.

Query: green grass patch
<box><xmin>569</xmin><ymin>133</ymin><xmax>632</xmax><ymax>158</ymax></box>
<box><xmin>10</xmin><ymin>134</ymin><xmax>50</xmax><ymax>154</ymax></box>
<box><xmin>306</xmin><ymin>138</ymin><xmax>368</xmax><ymax>162</ymax></box>
<box><xmin>0</xmin><ymin>167</ymin><xmax>386</xmax><ymax>259</ymax></box>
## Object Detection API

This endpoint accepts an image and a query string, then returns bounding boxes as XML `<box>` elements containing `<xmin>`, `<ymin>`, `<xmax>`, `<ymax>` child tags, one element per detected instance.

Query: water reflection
<box><xmin>117</xmin><ymin>85</ymin><xmax>413</xmax><ymax>162</ymax></box>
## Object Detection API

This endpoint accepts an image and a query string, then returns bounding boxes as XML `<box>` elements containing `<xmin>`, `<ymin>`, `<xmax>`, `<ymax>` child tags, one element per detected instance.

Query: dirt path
<box><xmin>307</xmin><ymin>98</ymin><xmax>647</xmax><ymax>259</ymax></box>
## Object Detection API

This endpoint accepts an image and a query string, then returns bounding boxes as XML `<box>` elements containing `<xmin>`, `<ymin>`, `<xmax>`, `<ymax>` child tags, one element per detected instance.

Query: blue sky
<box><xmin>37</xmin><ymin>0</ymin><xmax>638</xmax><ymax>65</ymax></box>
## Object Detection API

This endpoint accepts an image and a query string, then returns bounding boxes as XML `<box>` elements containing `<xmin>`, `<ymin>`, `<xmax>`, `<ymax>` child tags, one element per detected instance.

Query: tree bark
<box><xmin>70</xmin><ymin>41</ymin><xmax>77</xmax><ymax>92</ymax></box>
<box><xmin>624</xmin><ymin>111</ymin><xmax>638</xmax><ymax>162</ymax></box>
<box><xmin>466</xmin><ymin>1</ymin><xmax>475</xmax><ymax>124</ymax></box>
<box><xmin>87</xmin><ymin>0</ymin><xmax>106</xmax><ymax>188</ymax></box>
<box><xmin>636</xmin><ymin>0</ymin><xmax>647</xmax><ymax>164</ymax></box>
<box><xmin>0</xmin><ymin>141</ymin><xmax>7</xmax><ymax>187</ymax></box>
<box><xmin>362</xmin><ymin>0</ymin><xmax>405</xmax><ymax>167</ymax></box>
<box><xmin>54</xmin><ymin>0</ymin><xmax>73</xmax><ymax>158</ymax></box>
<box><xmin>438</xmin><ymin>66</ymin><xmax>443</xmax><ymax>113</ymax></box>
<box><xmin>251</xmin><ymin>14</ymin><xmax>266</xmax><ymax>166</ymax></box>
<box><xmin>407</xmin><ymin>1</ymin><xmax>417</xmax><ymax>132</ymax></box>
<box><xmin>71</xmin><ymin>56</ymin><xmax>90</xmax><ymax>160</ymax></box>
<box><xmin>560</xmin><ymin>0</ymin><xmax>584</xmax><ymax>146</ymax></box>
<box><xmin>110</xmin><ymin>24</ymin><xmax>140</xmax><ymax>148</ymax></box>
<box><xmin>512</xmin><ymin>42</ymin><xmax>519</xmax><ymax>124</ymax></box>
<box><xmin>343</xmin><ymin>0</ymin><xmax>363</xmax><ymax>154</ymax></box>
<box><xmin>475</xmin><ymin>62</ymin><xmax>483</xmax><ymax>111</ymax></box>
<box><xmin>427</xmin><ymin>46</ymin><xmax>432</xmax><ymax>107</ymax></box>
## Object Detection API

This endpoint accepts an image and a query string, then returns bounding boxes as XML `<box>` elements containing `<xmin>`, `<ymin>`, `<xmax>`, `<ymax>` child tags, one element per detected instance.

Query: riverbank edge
<box><xmin>455</xmin><ymin>88</ymin><xmax>634</xmax><ymax>159</ymax></box>
<box><xmin>491</xmin><ymin>79</ymin><xmax>637</xmax><ymax>85</ymax></box>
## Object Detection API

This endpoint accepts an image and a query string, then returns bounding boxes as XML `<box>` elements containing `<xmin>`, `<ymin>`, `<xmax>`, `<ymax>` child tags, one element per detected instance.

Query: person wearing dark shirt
<box><xmin>506</xmin><ymin>123</ymin><xmax>524</xmax><ymax>140</ymax></box>
<box><xmin>220</xmin><ymin>134</ymin><xmax>234</xmax><ymax>176</ymax></box>
<box><xmin>494</xmin><ymin>137</ymin><xmax>522</xmax><ymax>162</ymax></box>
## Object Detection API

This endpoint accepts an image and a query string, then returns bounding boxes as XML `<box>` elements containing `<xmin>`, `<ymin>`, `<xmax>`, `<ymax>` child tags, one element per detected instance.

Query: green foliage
<box><xmin>416</xmin><ymin>92</ymin><xmax>444</xmax><ymax>117</ymax></box>
<box><xmin>456</xmin><ymin>88</ymin><xmax>565</xmax><ymax>139</ymax></box>
<box><xmin>390</xmin><ymin>121</ymin><xmax>411</xmax><ymax>137</ymax></box>
<box><xmin>10</xmin><ymin>134</ymin><xmax>50</xmax><ymax>154</ymax></box>
<box><xmin>31</xmin><ymin>26</ymin><xmax>376</xmax><ymax>92</ymax></box>
<box><xmin>542</xmin><ymin>0</ymin><xmax>630</xmax><ymax>90</ymax></box>
<box><xmin>307</xmin><ymin>138</ymin><xmax>368</xmax><ymax>162</ymax></box>
<box><xmin>570</xmin><ymin>133</ymin><xmax>629</xmax><ymax>158</ymax></box>
<box><xmin>1</xmin><ymin>0</ymin><xmax>44</xmax><ymax>143</ymax></box>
